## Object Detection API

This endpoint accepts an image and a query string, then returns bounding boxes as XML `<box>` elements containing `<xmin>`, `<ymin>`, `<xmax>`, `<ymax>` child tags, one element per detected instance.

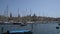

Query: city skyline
<box><xmin>0</xmin><ymin>0</ymin><xmax>60</xmax><ymax>18</ymax></box>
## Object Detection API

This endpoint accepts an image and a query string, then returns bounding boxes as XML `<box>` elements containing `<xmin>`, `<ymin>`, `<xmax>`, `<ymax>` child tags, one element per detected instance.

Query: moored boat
<box><xmin>2</xmin><ymin>30</ymin><xmax>33</xmax><ymax>34</ymax></box>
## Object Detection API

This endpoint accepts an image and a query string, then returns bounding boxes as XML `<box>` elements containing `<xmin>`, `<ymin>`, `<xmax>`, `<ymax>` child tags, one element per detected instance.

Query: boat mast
<box><xmin>4</xmin><ymin>5</ymin><xmax>8</xmax><ymax>17</ymax></box>
<box><xmin>26</xmin><ymin>8</ymin><xmax>27</xmax><ymax>16</ymax></box>
<box><xmin>18</xmin><ymin>8</ymin><xmax>20</xmax><ymax>17</ymax></box>
<box><xmin>6</xmin><ymin>5</ymin><xmax>8</xmax><ymax>21</ymax></box>
<box><xmin>29</xmin><ymin>8</ymin><xmax>31</xmax><ymax>21</ymax></box>
<box><xmin>4</xmin><ymin>5</ymin><xmax>8</xmax><ymax>22</ymax></box>
<box><xmin>30</xmin><ymin>9</ymin><xmax>33</xmax><ymax>32</ymax></box>
<box><xmin>18</xmin><ymin>8</ymin><xmax>20</xmax><ymax>22</ymax></box>
<box><xmin>30</xmin><ymin>8</ymin><xmax>31</xmax><ymax>17</ymax></box>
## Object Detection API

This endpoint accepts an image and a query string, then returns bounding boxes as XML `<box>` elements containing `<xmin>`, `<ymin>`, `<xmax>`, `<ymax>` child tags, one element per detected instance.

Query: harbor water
<box><xmin>0</xmin><ymin>22</ymin><xmax>60</xmax><ymax>34</ymax></box>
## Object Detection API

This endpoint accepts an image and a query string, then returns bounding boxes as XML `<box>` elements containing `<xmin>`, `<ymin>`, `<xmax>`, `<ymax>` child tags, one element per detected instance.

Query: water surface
<box><xmin>0</xmin><ymin>22</ymin><xmax>60</xmax><ymax>34</ymax></box>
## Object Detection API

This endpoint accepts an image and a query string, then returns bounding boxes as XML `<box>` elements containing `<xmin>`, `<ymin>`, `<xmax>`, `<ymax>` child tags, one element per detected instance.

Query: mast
<box><xmin>4</xmin><ymin>5</ymin><xmax>8</xmax><ymax>17</ymax></box>
<box><xmin>29</xmin><ymin>8</ymin><xmax>31</xmax><ymax>21</ymax></box>
<box><xmin>18</xmin><ymin>8</ymin><xmax>20</xmax><ymax>22</ymax></box>
<box><xmin>30</xmin><ymin>9</ymin><xmax>33</xmax><ymax>32</ymax></box>
<box><xmin>30</xmin><ymin>8</ymin><xmax>31</xmax><ymax>17</ymax></box>
<box><xmin>26</xmin><ymin>8</ymin><xmax>27</xmax><ymax>16</ymax></box>
<box><xmin>4</xmin><ymin>5</ymin><xmax>8</xmax><ymax>22</ymax></box>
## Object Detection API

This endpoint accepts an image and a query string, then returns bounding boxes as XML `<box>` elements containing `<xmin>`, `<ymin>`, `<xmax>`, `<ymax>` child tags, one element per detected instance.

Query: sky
<box><xmin>0</xmin><ymin>0</ymin><xmax>60</xmax><ymax>18</ymax></box>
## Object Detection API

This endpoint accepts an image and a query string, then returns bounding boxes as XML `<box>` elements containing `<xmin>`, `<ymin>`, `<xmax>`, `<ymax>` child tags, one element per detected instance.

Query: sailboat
<box><xmin>12</xmin><ymin>8</ymin><xmax>27</xmax><ymax>26</ymax></box>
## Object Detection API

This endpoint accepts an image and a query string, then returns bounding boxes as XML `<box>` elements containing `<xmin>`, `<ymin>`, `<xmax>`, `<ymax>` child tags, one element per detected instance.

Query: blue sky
<box><xmin>0</xmin><ymin>0</ymin><xmax>60</xmax><ymax>18</ymax></box>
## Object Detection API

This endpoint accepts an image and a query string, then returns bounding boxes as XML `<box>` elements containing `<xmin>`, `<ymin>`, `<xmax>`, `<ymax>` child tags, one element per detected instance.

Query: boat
<box><xmin>12</xmin><ymin>22</ymin><xmax>27</xmax><ymax>26</ymax></box>
<box><xmin>2</xmin><ymin>30</ymin><xmax>33</xmax><ymax>34</ymax></box>
<box><xmin>12</xmin><ymin>20</ymin><xmax>27</xmax><ymax>26</ymax></box>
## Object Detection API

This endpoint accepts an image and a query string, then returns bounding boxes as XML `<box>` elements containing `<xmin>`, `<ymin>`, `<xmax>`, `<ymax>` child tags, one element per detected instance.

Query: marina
<box><xmin>0</xmin><ymin>0</ymin><xmax>60</xmax><ymax>34</ymax></box>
